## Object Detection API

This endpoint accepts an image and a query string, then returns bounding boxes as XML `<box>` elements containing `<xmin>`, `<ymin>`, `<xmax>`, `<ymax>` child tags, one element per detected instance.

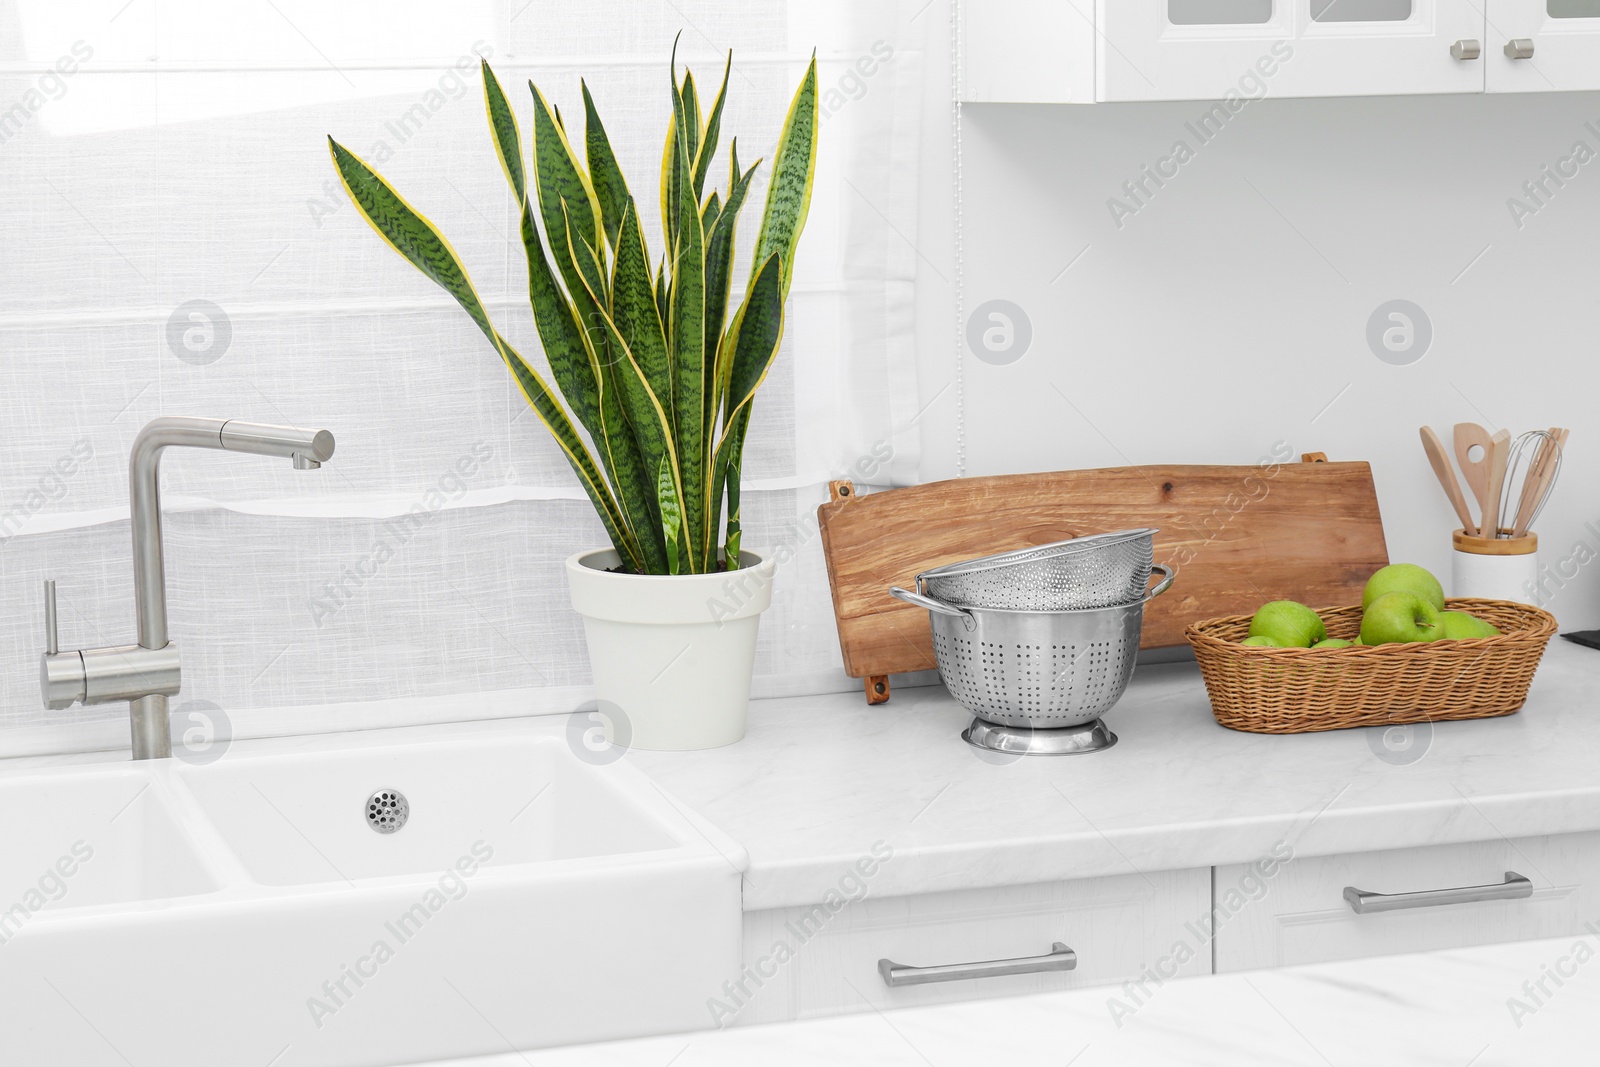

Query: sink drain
<box><xmin>365</xmin><ymin>789</ymin><xmax>409</xmax><ymax>834</ymax></box>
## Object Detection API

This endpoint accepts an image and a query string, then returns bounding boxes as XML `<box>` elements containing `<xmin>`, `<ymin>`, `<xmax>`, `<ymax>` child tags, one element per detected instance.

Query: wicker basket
<box><xmin>1186</xmin><ymin>598</ymin><xmax>1557</xmax><ymax>734</ymax></box>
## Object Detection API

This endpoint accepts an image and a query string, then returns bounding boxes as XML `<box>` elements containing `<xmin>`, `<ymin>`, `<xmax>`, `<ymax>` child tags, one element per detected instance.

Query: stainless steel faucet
<box><xmin>40</xmin><ymin>417</ymin><xmax>336</xmax><ymax>759</ymax></box>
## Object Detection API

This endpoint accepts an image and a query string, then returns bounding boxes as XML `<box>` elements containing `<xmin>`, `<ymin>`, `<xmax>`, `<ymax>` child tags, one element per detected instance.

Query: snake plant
<box><xmin>329</xmin><ymin>44</ymin><xmax>818</xmax><ymax>574</ymax></box>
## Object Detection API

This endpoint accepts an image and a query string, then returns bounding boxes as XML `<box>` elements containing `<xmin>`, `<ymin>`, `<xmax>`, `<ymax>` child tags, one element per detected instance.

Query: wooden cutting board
<box><xmin>817</xmin><ymin>457</ymin><xmax>1388</xmax><ymax>703</ymax></box>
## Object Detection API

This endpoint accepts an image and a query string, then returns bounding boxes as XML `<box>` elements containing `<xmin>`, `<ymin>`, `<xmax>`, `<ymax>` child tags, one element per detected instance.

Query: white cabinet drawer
<box><xmin>728</xmin><ymin>869</ymin><xmax>1210</xmax><ymax>1026</ymax></box>
<box><xmin>1215</xmin><ymin>831</ymin><xmax>1600</xmax><ymax>972</ymax></box>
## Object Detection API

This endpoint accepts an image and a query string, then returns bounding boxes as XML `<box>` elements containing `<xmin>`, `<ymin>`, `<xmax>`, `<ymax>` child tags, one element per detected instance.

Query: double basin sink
<box><xmin>0</xmin><ymin>719</ymin><xmax>746</xmax><ymax>1066</ymax></box>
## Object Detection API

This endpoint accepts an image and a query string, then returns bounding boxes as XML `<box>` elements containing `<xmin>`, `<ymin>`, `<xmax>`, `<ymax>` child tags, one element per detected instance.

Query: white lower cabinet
<box><xmin>1214</xmin><ymin>831</ymin><xmax>1600</xmax><ymax>971</ymax></box>
<box><xmin>729</xmin><ymin>869</ymin><xmax>1211</xmax><ymax>1025</ymax></box>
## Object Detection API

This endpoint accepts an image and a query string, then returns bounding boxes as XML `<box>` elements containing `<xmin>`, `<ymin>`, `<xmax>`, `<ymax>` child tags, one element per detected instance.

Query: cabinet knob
<box><xmin>1505</xmin><ymin>38</ymin><xmax>1535</xmax><ymax>60</ymax></box>
<box><xmin>1450</xmin><ymin>39</ymin><xmax>1481</xmax><ymax>61</ymax></box>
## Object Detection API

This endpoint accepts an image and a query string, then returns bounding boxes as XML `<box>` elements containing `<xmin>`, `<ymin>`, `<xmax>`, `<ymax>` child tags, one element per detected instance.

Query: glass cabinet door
<box><xmin>1099</xmin><ymin>0</ymin><xmax>1485</xmax><ymax>102</ymax></box>
<box><xmin>1487</xmin><ymin>0</ymin><xmax>1600</xmax><ymax>92</ymax></box>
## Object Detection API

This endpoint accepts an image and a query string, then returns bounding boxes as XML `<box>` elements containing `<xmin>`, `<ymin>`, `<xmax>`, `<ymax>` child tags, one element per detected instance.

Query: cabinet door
<box><xmin>1099</xmin><ymin>0</ymin><xmax>1486</xmax><ymax>102</ymax></box>
<box><xmin>1214</xmin><ymin>832</ymin><xmax>1600</xmax><ymax>972</ymax></box>
<box><xmin>1486</xmin><ymin>0</ymin><xmax>1600</xmax><ymax>91</ymax></box>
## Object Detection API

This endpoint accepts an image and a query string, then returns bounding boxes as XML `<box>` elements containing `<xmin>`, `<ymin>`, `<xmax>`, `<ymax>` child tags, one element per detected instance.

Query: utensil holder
<box><xmin>1452</xmin><ymin>529</ymin><xmax>1538</xmax><ymax>604</ymax></box>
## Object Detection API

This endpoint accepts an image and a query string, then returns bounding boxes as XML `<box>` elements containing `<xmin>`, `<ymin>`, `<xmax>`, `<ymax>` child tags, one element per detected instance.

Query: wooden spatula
<box><xmin>1453</xmin><ymin>423</ymin><xmax>1496</xmax><ymax>535</ymax></box>
<box><xmin>1481</xmin><ymin>428</ymin><xmax>1512</xmax><ymax>538</ymax></box>
<box><xmin>1420</xmin><ymin>426</ymin><xmax>1478</xmax><ymax>535</ymax></box>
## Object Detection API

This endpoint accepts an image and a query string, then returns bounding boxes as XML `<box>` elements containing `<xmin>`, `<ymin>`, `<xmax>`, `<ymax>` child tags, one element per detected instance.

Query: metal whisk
<box><xmin>1497</xmin><ymin>429</ymin><xmax>1564</xmax><ymax>538</ymax></box>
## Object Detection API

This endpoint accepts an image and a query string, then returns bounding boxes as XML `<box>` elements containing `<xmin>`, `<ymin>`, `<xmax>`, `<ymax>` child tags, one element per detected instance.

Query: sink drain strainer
<box><xmin>365</xmin><ymin>789</ymin><xmax>409</xmax><ymax>834</ymax></box>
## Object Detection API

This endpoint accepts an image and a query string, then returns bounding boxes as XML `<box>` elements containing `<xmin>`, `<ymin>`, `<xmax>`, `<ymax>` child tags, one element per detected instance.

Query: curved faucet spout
<box><xmin>129</xmin><ymin>418</ymin><xmax>336</xmax><ymax>651</ymax></box>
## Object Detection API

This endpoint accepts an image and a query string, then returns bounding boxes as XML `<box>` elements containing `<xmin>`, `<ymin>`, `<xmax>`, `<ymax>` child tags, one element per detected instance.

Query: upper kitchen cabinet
<box><xmin>1487</xmin><ymin>0</ymin><xmax>1600</xmax><ymax>92</ymax></box>
<box><xmin>959</xmin><ymin>0</ymin><xmax>1600</xmax><ymax>102</ymax></box>
<box><xmin>1100</xmin><ymin>0</ymin><xmax>1484</xmax><ymax>100</ymax></box>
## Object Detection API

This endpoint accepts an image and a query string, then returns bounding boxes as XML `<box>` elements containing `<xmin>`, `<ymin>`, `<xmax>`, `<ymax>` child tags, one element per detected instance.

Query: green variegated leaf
<box><xmin>657</xmin><ymin>455</ymin><xmax>683</xmax><ymax>575</ymax></box>
<box><xmin>668</xmin><ymin>106</ymin><xmax>708</xmax><ymax>570</ymax></box>
<box><xmin>701</xmin><ymin>190</ymin><xmax>721</xmax><ymax>242</ymax></box>
<box><xmin>530</xmin><ymin>82</ymin><xmax>605</xmax><ymax>299</ymax></box>
<box><xmin>595</xmin><ymin>375</ymin><xmax>667</xmax><ymax>571</ymax></box>
<box><xmin>660</xmin><ymin>36</ymin><xmax>686</xmax><ymax>254</ymax></box>
<box><xmin>561</xmin><ymin>198</ymin><xmax>610</xmax><ymax>311</ymax></box>
<box><xmin>328</xmin><ymin>137</ymin><xmax>640</xmax><ymax>570</ymax></box>
<box><xmin>711</xmin><ymin>251</ymin><xmax>785</xmax><ymax>568</ymax></box>
<box><xmin>750</xmin><ymin>56</ymin><xmax>818</xmax><ymax>301</ymax></box>
<box><xmin>712</xmin><ymin>405</ymin><xmax>749</xmax><ymax>569</ymax></box>
<box><xmin>482</xmin><ymin>60</ymin><xmax>525</xmax><ymax>199</ymax></box>
<box><xmin>719</xmin><ymin>251</ymin><xmax>785</xmax><ymax>432</ymax></box>
<box><xmin>653</xmin><ymin>257</ymin><xmax>670</xmax><ymax>327</ymax></box>
<box><xmin>704</xmin><ymin>156</ymin><xmax>760</xmax><ymax>419</ymax></box>
<box><xmin>680</xmin><ymin>68</ymin><xmax>701</xmax><ymax>170</ymax></box>
<box><xmin>581</xmin><ymin>80</ymin><xmax>632</xmax><ymax>252</ymax></box>
<box><xmin>693</xmin><ymin>53</ymin><xmax>731</xmax><ymax>200</ymax></box>
<box><xmin>612</xmin><ymin>200</ymin><xmax>672</xmax><ymax>413</ymax></box>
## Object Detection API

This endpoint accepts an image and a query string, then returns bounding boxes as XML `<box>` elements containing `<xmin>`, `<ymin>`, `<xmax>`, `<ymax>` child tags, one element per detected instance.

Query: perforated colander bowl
<box><xmin>916</xmin><ymin>528</ymin><xmax>1156</xmax><ymax>611</ymax></box>
<box><xmin>891</xmin><ymin>566</ymin><xmax>1173</xmax><ymax>728</ymax></box>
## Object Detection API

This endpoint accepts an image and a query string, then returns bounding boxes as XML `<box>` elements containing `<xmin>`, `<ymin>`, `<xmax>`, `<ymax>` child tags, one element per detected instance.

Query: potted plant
<box><xmin>328</xmin><ymin>43</ymin><xmax>818</xmax><ymax>750</ymax></box>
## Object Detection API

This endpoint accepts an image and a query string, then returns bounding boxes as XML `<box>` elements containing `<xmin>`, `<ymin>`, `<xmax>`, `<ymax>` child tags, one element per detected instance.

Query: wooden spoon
<box><xmin>1481</xmin><ymin>428</ymin><xmax>1512</xmax><ymax>538</ymax></box>
<box><xmin>1453</xmin><ymin>423</ymin><xmax>1496</xmax><ymax>535</ymax></box>
<box><xmin>1420</xmin><ymin>426</ymin><xmax>1478</xmax><ymax>535</ymax></box>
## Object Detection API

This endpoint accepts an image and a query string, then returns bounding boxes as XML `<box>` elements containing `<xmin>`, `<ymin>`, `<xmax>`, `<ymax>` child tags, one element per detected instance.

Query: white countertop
<box><xmin>632</xmin><ymin>638</ymin><xmax>1600</xmax><ymax>911</ymax></box>
<box><xmin>433</xmin><ymin>933</ymin><xmax>1600</xmax><ymax>1065</ymax></box>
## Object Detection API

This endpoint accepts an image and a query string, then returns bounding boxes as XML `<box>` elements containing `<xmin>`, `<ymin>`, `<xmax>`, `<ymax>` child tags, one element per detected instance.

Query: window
<box><xmin>1168</xmin><ymin>1</ymin><xmax>1273</xmax><ymax>26</ymax></box>
<box><xmin>1311</xmin><ymin>0</ymin><xmax>1413</xmax><ymax>22</ymax></box>
<box><xmin>1549</xmin><ymin>0</ymin><xmax>1600</xmax><ymax>17</ymax></box>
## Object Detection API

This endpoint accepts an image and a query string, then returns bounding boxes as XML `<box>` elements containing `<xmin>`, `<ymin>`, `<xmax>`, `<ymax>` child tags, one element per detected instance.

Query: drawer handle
<box><xmin>877</xmin><ymin>942</ymin><xmax>1077</xmax><ymax>988</ymax></box>
<box><xmin>1343</xmin><ymin>870</ymin><xmax>1532</xmax><ymax>915</ymax></box>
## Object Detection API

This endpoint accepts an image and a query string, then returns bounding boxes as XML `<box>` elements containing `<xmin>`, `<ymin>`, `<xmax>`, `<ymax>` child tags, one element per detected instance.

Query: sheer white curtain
<box><xmin>0</xmin><ymin>0</ymin><xmax>925</xmax><ymax>754</ymax></box>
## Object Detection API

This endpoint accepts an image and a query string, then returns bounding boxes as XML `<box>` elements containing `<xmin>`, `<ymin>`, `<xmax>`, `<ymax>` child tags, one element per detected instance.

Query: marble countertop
<box><xmin>632</xmin><ymin>638</ymin><xmax>1600</xmax><ymax>911</ymax></box>
<box><xmin>435</xmin><ymin>933</ymin><xmax>1598</xmax><ymax>1065</ymax></box>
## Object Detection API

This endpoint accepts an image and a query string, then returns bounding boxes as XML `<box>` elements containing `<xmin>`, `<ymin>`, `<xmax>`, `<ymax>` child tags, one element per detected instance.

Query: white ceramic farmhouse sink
<box><xmin>174</xmin><ymin>734</ymin><xmax>680</xmax><ymax>885</ymax></box>
<box><xmin>0</xmin><ymin>768</ymin><xmax>222</xmax><ymax>916</ymax></box>
<box><xmin>0</xmin><ymin>719</ymin><xmax>746</xmax><ymax>1067</ymax></box>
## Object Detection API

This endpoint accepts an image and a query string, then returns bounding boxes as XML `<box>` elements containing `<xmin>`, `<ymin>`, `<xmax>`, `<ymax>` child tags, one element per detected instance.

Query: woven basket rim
<box><xmin>1186</xmin><ymin>598</ymin><xmax>1556</xmax><ymax>654</ymax></box>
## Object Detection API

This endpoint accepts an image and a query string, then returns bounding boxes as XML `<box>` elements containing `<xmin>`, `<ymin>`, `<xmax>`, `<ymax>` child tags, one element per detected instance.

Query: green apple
<box><xmin>1241</xmin><ymin>635</ymin><xmax>1284</xmax><ymax>648</ymax></box>
<box><xmin>1362</xmin><ymin>563</ymin><xmax>1446</xmax><ymax>612</ymax></box>
<box><xmin>1360</xmin><ymin>592</ymin><xmax>1441</xmax><ymax>644</ymax></box>
<box><xmin>1248</xmin><ymin>601</ymin><xmax>1327</xmax><ymax>648</ymax></box>
<box><xmin>1435</xmin><ymin>611</ymin><xmax>1500</xmax><ymax>640</ymax></box>
<box><xmin>1312</xmin><ymin>638</ymin><xmax>1354</xmax><ymax>649</ymax></box>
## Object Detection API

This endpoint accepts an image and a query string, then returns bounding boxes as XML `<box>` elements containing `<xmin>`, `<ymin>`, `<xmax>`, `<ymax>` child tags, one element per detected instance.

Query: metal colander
<box><xmin>916</xmin><ymin>528</ymin><xmax>1156</xmax><ymax>611</ymax></box>
<box><xmin>890</xmin><ymin>566</ymin><xmax>1173</xmax><ymax>729</ymax></box>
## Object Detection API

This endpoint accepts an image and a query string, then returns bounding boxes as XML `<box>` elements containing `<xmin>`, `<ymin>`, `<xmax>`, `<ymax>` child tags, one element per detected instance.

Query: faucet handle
<box><xmin>44</xmin><ymin>579</ymin><xmax>59</xmax><ymax>654</ymax></box>
<box><xmin>40</xmin><ymin>579</ymin><xmax>87</xmax><ymax>710</ymax></box>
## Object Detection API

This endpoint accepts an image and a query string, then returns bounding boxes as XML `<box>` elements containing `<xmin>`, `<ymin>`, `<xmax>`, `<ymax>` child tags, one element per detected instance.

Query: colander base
<box><xmin>961</xmin><ymin>717</ymin><xmax>1117</xmax><ymax>757</ymax></box>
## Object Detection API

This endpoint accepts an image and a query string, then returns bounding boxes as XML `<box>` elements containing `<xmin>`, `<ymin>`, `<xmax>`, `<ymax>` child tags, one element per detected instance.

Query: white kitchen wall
<box><xmin>913</xmin><ymin>5</ymin><xmax>1600</xmax><ymax>631</ymax></box>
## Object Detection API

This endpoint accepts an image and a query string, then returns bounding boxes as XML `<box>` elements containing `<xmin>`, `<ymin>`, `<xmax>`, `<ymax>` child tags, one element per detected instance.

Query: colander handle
<box><xmin>1143</xmin><ymin>564</ymin><xmax>1175</xmax><ymax>602</ymax></box>
<box><xmin>889</xmin><ymin>586</ymin><xmax>978</xmax><ymax>631</ymax></box>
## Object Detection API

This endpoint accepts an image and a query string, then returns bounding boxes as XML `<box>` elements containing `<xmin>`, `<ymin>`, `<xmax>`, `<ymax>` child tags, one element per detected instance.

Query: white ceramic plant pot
<box><xmin>565</xmin><ymin>548</ymin><xmax>775</xmax><ymax>751</ymax></box>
